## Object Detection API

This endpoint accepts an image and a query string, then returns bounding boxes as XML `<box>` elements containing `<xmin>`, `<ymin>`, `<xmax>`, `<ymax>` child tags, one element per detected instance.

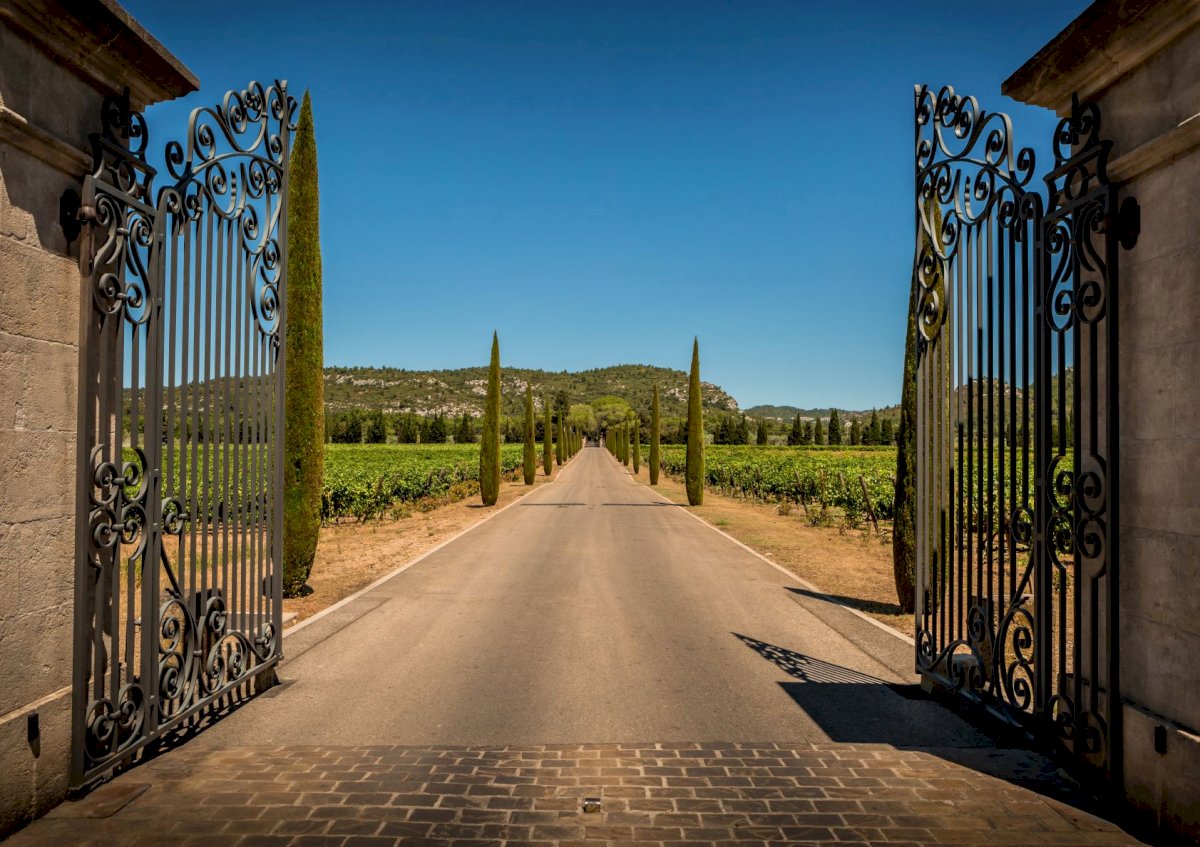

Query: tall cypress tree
<box><xmin>814</xmin><ymin>417</ymin><xmax>825</xmax><ymax>445</ymax></box>
<box><xmin>828</xmin><ymin>409</ymin><xmax>842</xmax><ymax>445</ymax></box>
<box><xmin>283</xmin><ymin>90</ymin><xmax>324</xmax><ymax>597</ymax></box>
<box><xmin>632</xmin><ymin>419</ymin><xmax>641</xmax><ymax>473</ymax></box>
<box><xmin>866</xmin><ymin>409</ymin><xmax>881</xmax><ymax>445</ymax></box>
<box><xmin>756</xmin><ymin>418</ymin><xmax>769</xmax><ymax>445</ymax></box>
<box><xmin>849</xmin><ymin>418</ymin><xmax>862</xmax><ymax>445</ymax></box>
<box><xmin>685</xmin><ymin>337</ymin><xmax>704</xmax><ymax>505</ymax></box>
<box><xmin>788</xmin><ymin>413</ymin><xmax>803</xmax><ymax>446</ymax></box>
<box><xmin>650</xmin><ymin>383</ymin><xmax>661</xmax><ymax>484</ymax></box>
<box><xmin>455</xmin><ymin>412</ymin><xmax>472</xmax><ymax>444</ymax></box>
<box><xmin>479</xmin><ymin>332</ymin><xmax>501</xmax><ymax>506</ymax></box>
<box><xmin>555</xmin><ymin>412</ymin><xmax>564</xmax><ymax>465</ymax></box>
<box><xmin>523</xmin><ymin>384</ymin><xmax>536</xmax><ymax>485</ymax></box>
<box><xmin>895</xmin><ymin>202</ymin><xmax>942</xmax><ymax>613</ymax></box>
<box><xmin>542</xmin><ymin>397</ymin><xmax>552</xmax><ymax>475</ymax></box>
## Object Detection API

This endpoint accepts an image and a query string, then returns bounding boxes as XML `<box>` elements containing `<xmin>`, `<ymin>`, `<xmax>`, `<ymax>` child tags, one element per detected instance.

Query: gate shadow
<box><xmin>733</xmin><ymin>633</ymin><xmax>985</xmax><ymax>748</ymax></box>
<box><xmin>733</xmin><ymin>633</ymin><xmax>1110</xmax><ymax>804</ymax></box>
<box><xmin>784</xmin><ymin>586</ymin><xmax>903</xmax><ymax>617</ymax></box>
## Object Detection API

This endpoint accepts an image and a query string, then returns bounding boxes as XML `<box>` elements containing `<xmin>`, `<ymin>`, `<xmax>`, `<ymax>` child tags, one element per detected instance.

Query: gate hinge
<box><xmin>1116</xmin><ymin>196</ymin><xmax>1140</xmax><ymax>251</ymax></box>
<box><xmin>60</xmin><ymin>190</ymin><xmax>82</xmax><ymax>242</ymax></box>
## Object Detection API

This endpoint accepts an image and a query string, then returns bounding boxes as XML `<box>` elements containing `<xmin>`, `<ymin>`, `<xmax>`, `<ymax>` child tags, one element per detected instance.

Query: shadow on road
<box><xmin>733</xmin><ymin>633</ymin><xmax>962</xmax><ymax>747</ymax></box>
<box><xmin>731</xmin><ymin>632</ymin><xmax>1132</xmax><ymax>819</ymax></box>
<box><xmin>785</xmin><ymin>585</ymin><xmax>904</xmax><ymax>617</ymax></box>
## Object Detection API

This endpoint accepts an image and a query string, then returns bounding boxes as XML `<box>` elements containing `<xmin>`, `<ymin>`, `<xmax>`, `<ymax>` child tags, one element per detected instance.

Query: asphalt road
<box><xmin>198</xmin><ymin>444</ymin><xmax>990</xmax><ymax>749</ymax></box>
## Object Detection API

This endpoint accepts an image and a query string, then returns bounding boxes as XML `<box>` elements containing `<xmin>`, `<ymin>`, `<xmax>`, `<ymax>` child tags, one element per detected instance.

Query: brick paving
<box><xmin>8</xmin><ymin>742</ymin><xmax>1149</xmax><ymax>846</ymax></box>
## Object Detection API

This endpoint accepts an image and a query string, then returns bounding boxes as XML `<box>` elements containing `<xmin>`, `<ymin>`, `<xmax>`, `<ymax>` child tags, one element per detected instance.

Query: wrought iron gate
<box><xmin>72</xmin><ymin>81</ymin><xmax>295</xmax><ymax>784</ymax></box>
<box><xmin>913</xmin><ymin>85</ymin><xmax>1137</xmax><ymax>783</ymax></box>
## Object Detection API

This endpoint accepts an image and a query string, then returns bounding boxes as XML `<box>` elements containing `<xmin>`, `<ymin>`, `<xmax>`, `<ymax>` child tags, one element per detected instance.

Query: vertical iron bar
<box><xmin>987</xmin><ymin>213</ymin><xmax>996</xmax><ymax>681</ymax></box>
<box><xmin>201</xmin><ymin>203</ymin><xmax>214</xmax><ymax>614</ymax></box>
<box><xmin>274</xmin><ymin>119</ymin><xmax>291</xmax><ymax>657</ymax></box>
<box><xmin>144</xmin><ymin>209</ymin><xmax>166</xmax><ymax>738</ymax></box>
<box><xmin>233</xmin><ymin>214</ymin><xmax>245</xmax><ymax>643</ymax></box>
<box><xmin>72</xmin><ymin>199</ymin><xmax>98</xmax><ymax>783</ymax></box>
<box><xmin>1107</xmin><ymin>183</ymin><xmax>1122</xmax><ymax>789</ymax></box>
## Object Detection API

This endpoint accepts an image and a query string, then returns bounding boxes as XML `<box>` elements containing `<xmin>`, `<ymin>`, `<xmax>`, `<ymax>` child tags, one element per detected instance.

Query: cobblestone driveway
<box><xmin>9</xmin><ymin>742</ymin><xmax>1148</xmax><ymax>846</ymax></box>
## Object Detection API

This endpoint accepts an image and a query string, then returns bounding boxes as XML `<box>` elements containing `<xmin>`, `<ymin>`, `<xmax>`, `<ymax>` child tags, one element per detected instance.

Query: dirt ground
<box><xmin>283</xmin><ymin>461</ymin><xmax>567</xmax><ymax>624</ymax></box>
<box><xmin>621</xmin><ymin>455</ymin><xmax>913</xmax><ymax>637</ymax></box>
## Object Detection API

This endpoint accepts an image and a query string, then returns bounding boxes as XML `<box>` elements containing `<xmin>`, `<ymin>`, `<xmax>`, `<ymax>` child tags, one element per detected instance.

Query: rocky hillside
<box><xmin>324</xmin><ymin>364</ymin><xmax>738</xmax><ymax>419</ymax></box>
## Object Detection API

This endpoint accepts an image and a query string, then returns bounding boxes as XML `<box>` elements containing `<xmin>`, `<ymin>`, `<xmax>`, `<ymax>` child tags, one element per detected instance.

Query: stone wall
<box><xmin>1006</xmin><ymin>1</ymin><xmax>1200</xmax><ymax>841</ymax></box>
<box><xmin>0</xmin><ymin>1</ymin><xmax>194</xmax><ymax>836</ymax></box>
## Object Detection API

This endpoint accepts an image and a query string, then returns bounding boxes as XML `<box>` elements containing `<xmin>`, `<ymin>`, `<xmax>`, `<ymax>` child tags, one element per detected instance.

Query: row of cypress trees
<box><xmin>484</xmin><ymin>334</ymin><xmax>590</xmax><ymax>504</ymax></box>
<box><xmin>602</xmin><ymin>339</ymin><xmax>703</xmax><ymax>506</ymax></box>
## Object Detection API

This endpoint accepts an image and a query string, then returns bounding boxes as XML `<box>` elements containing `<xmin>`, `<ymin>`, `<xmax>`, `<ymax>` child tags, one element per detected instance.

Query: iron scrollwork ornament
<box><xmin>77</xmin><ymin>81</ymin><xmax>293</xmax><ymax>782</ymax></box>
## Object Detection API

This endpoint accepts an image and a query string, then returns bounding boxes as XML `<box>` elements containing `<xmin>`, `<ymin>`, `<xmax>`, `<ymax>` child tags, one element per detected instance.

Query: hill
<box><xmin>324</xmin><ymin>364</ymin><xmax>738</xmax><ymax>419</ymax></box>
<box><xmin>745</xmin><ymin>403</ymin><xmax>902</xmax><ymax>424</ymax></box>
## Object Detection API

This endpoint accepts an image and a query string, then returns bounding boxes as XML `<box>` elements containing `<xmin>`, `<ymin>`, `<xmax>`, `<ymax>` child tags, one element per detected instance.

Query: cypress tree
<box><xmin>685</xmin><ymin>337</ymin><xmax>704</xmax><ymax>505</ymax></box>
<box><xmin>814</xmin><ymin>417</ymin><xmax>825</xmax><ymax>445</ymax></box>
<box><xmin>429</xmin><ymin>413</ymin><xmax>448</xmax><ymax>443</ymax></box>
<box><xmin>788</xmin><ymin>413</ymin><xmax>802</xmax><ymax>446</ymax></box>
<box><xmin>895</xmin><ymin>202</ymin><xmax>942</xmax><ymax>613</ymax></box>
<box><xmin>828</xmin><ymin>409</ymin><xmax>842</xmax><ymax>445</ymax></box>
<box><xmin>756</xmin><ymin>418</ymin><xmax>769</xmax><ymax>445</ymax></box>
<box><xmin>543</xmin><ymin>397</ymin><xmax>553</xmax><ymax>475</ymax></box>
<box><xmin>283</xmin><ymin>90</ymin><xmax>324</xmax><ymax>597</ymax></box>
<box><xmin>364</xmin><ymin>409</ymin><xmax>386</xmax><ymax>444</ymax></box>
<box><xmin>523</xmin><ymin>384</ymin><xmax>536</xmax><ymax>485</ymax></box>
<box><xmin>632</xmin><ymin>419</ymin><xmax>641</xmax><ymax>472</ymax></box>
<box><xmin>849</xmin><ymin>418</ymin><xmax>862</xmax><ymax>445</ymax></box>
<box><xmin>866</xmin><ymin>409</ymin><xmax>881</xmax><ymax>445</ymax></box>
<box><xmin>455</xmin><ymin>412</ymin><xmax>471</xmax><ymax>444</ymax></box>
<box><xmin>555</xmin><ymin>412</ymin><xmax>564</xmax><ymax>465</ymax></box>
<box><xmin>650</xmin><ymin>383</ymin><xmax>661</xmax><ymax>484</ymax></box>
<box><xmin>479</xmin><ymin>332</ymin><xmax>501</xmax><ymax>506</ymax></box>
<box><xmin>881</xmin><ymin>417</ymin><xmax>895</xmax><ymax>445</ymax></box>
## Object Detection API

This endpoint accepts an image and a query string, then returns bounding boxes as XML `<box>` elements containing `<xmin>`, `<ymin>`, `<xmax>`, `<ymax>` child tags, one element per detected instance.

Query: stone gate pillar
<box><xmin>1006</xmin><ymin>1</ymin><xmax>1200</xmax><ymax>841</ymax></box>
<box><xmin>0</xmin><ymin>0</ymin><xmax>195</xmax><ymax>835</ymax></box>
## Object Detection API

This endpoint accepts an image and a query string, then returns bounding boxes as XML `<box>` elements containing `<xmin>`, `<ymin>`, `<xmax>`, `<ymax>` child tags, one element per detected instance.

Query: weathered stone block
<box><xmin>0</xmin><ymin>332</ymin><xmax>77</xmax><ymax>434</ymax></box>
<box><xmin>1120</xmin><ymin>438</ymin><xmax>1200</xmax><ymax>536</ymax></box>
<box><xmin>0</xmin><ymin>429</ymin><xmax>73</xmax><ymax>524</ymax></box>
<box><xmin>0</xmin><ymin>235</ymin><xmax>80</xmax><ymax>346</ymax></box>
<box><xmin>1120</xmin><ymin>148</ymin><xmax>1200</xmax><ymax>265</ymax></box>
<box><xmin>1120</xmin><ymin>610</ymin><xmax>1200</xmax><ymax>733</ymax></box>
<box><xmin>1122</xmin><ymin>702</ymin><xmax>1200</xmax><ymax>843</ymax></box>
<box><xmin>1098</xmin><ymin>24</ymin><xmax>1200</xmax><ymax>159</ymax></box>
<box><xmin>0</xmin><ymin>599</ymin><xmax>72</xmax><ymax>716</ymax></box>
<box><xmin>0</xmin><ymin>515</ymin><xmax>74</xmax><ymax>622</ymax></box>
<box><xmin>1119</xmin><ymin>242</ymin><xmax>1200</xmax><ymax>356</ymax></box>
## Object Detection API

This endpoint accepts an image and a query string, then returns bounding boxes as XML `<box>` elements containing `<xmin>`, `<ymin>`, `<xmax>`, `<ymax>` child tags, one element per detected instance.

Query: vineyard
<box><xmin>657</xmin><ymin>445</ymin><xmax>897</xmax><ymax>523</ymax></box>
<box><xmin>323</xmin><ymin>444</ymin><xmax>526</xmax><ymax>521</ymax></box>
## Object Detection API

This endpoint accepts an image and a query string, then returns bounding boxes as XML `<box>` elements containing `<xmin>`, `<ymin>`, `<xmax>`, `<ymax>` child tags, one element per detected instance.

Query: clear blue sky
<box><xmin>122</xmin><ymin>0</ymin><xmax>1085</xmax><ymax>411</ymax></box>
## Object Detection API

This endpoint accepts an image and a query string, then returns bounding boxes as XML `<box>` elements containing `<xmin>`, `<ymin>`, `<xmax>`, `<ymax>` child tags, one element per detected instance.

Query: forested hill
<box><xmin>744</xmin><ymin>403</ymin><xmax>902</xmax><ymax>422</ymax></box>
<box><xmin>324</xmin><ymin>364</ymin><xmax>738</xmax><ymax>419</ymax></box>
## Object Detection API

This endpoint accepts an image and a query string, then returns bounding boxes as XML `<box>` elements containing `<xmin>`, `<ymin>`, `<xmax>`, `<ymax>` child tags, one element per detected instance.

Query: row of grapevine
<box><xmin>657</xmin><ymin>445</ymin><xmax>897</xmax><ymax>519</ymax></box>
<box><xmin>655</xmin><ymin>444</ymin><xmax>1048</xmax><ymax>533</ymax></box>
<box><xmin>323</xmin><ymin>444</ymin><xmax>525</xmax><ymax>522</ymax></box>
